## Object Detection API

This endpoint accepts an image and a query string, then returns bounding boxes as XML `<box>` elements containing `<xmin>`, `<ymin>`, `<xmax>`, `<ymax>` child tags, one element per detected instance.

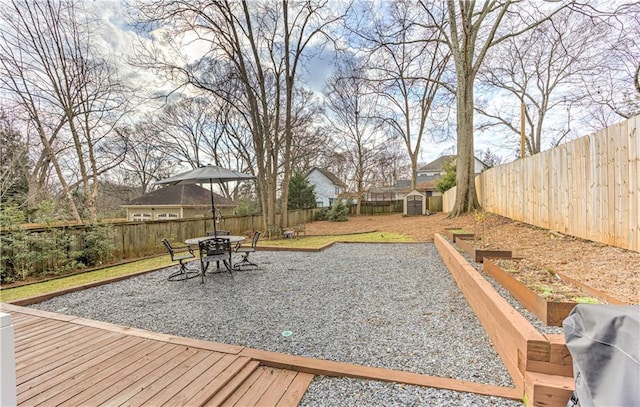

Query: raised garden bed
<box><xmin>434</xmin><ymin>234</ymin><xmax>574</xmax><ymax>406</ymax></box>
<box><xmin>483</xmin><ymin>257</ymin><xmax>600</xmax><ymax>326</ymax></box>
<box><xmin>442</xmin><ymin>227</ymin><xmax>475</xmax><ymax>242</ymax></box>
<box><xmin>455</xmin><ymin>237</ymin><xmax>512</xmax><ymax>263</ymax></box>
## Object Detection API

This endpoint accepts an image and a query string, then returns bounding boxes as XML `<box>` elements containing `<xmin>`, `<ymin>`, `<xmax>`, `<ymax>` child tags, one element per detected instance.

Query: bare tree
<box><xmin>419</xmin><ymin>0</ymin><xmax>567</xmax><ymax>217</ymax></box>
<box><xmin>0</xmin><ymin>111</ymin><xmax>30</xmax><ymax>206</ymax></box>
<box><xmin>324</xmin><ymin>55</ymin><xmax>385</xmax><ymax>215</ymax></box>
<box><xmin>477</xmin><ymin>8</ymin><xmax>605</xmax><ymax>155</ymax></box>
<box><xmin>133</xmin><ymin>0</ymin><xmax>342</xmax><ymax>230</ymax></box>
<box><xmin>362</xmin><ymin>1</ymin><xmax>452</xmax><ymax>190</ymax></box>
<box><xmin>113</xmin><ymin>124</ymin><xmax>176</xmax><ymax>195</ymax></box>
<box><xmin>0</xmin><ymin>0</ymin><xmax>128</xmax><ymax>222</ymax></box>
<box><xmin>580</xmin><ymin>2</ymin><xmax>640</xmax><ymax>124</ymax></box>
<box><xmin>151</xmin><ymin>97</ymin><xmax>227</xmax><ymax>169</ymax></box>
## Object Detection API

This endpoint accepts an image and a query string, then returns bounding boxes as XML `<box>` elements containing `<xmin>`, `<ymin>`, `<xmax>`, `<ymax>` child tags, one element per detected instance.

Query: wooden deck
<box><xmin>2</xmin><ymin>303</ymin><xmax>521</xmax><ymax>406</ymax></box>
<box><xmin>3</xmin><ymin>304</ymin><xmax>312</xmax><ymax>407</ymax></box>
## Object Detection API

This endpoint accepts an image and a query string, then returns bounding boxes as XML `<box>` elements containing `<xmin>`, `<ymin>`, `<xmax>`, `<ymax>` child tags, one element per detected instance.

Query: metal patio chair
<box><xmin>233</xmin><ymin>231</ymin><xmax>260</xmax><ymax>269</ymax></box>
<box><xmin>198</xmin><ymin>237</ymin><xmax>232</xmax><ymax>282</ymax></box>
<box><xmin>162</xmin><ymin>238</ymin><xmax>199</xmax><ymax>281</ymax></box>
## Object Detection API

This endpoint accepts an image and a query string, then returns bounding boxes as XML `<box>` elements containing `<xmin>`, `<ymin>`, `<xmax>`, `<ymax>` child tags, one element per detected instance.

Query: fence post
<box><xmin>0</xmin><ymin>312</ymin><xmax>17</xmax><ymax>407</ymax></box>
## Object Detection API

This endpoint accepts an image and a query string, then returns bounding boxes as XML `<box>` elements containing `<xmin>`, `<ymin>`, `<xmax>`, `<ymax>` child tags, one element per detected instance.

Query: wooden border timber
<box><xmin>434</xmin><ymin>234</ymin><xmax>574</xmax><ymax>406</ymax></box>
<box><xmin>455</xmin><ymin>237</ymin><xmax>512</xmax><ymax>263</ymax></box>
<box><xmin>555</xmin><ymin>271</ymin><xmax>630</xmax><ymax>305</ymax></box>
<box><xmin>239</xmin><ymin>348</ymin><xmax>521</xmax><ymax>401</ymax></box>
<box><xmin>442</xmin><ymin>228</ymin><xmax>475</xmax><ymax>242</ymax></box>
<box><xmin>483</xmin><ymin>258</ymin><xmax>578</xmax><ymax>326</ymax></box>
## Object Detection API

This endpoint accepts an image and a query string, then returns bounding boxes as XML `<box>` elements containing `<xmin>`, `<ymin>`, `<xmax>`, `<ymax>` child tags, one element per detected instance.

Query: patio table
<box><xmin>185</xmin><ymin>236</ymin><xmax>245</xmax><ymax>280</ymax></box>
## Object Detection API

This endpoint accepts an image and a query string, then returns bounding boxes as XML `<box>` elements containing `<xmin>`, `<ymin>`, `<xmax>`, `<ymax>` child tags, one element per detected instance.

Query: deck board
<box><xmin>120</xmin><ymin>350</ymin><xmax>213</xmax><ymax>406</ymax></box>
<box><xmin>17</xmin><ymin>336</ymin><xmax>144</xmax><ymax>400</ymax></box>
<box><xmin>203</xmin><ymin>360</ymin><xmax>261</xmax><ymax>407</ymax></box>
<box><xmin>82</xmin><ymin>346</ymin><xmax>200</xmax><ymax>406</ymax></box>
<box><xmin>59</xmin><ymin>343</ymin><xmax>181</xmax><ymax>406</ymax></box>
<box><xmin>165</xmin><ymin>354</ymin><xmax>247</xmax><ymax>406</ymax></box>
<box><xmin>255</xmin><ymin>369</ymin><xmax>298</xmax><ymax>406</ymax></box>
<box><xmin>16</xmin><ymin>330</ymin><xmax>120</xmax><ymax>378</ymax></box>
<box><xmin>275</xmin><ymin>373</ymin><xmax>315</xmax><ymax>407</ymax></box>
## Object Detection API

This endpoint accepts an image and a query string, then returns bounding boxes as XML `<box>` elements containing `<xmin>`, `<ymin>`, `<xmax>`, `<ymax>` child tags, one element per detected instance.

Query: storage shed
<box><xmin>403</xmin><ymin>190</ymin><xmax>426</xmax><ymax>216</ymax></box>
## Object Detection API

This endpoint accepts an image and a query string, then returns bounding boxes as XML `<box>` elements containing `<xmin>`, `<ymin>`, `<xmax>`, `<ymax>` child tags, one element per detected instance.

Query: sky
<box><xmin>85</xmin><ymin>1</ymin><xmax>604</xmax><ymax>170</ymax></box>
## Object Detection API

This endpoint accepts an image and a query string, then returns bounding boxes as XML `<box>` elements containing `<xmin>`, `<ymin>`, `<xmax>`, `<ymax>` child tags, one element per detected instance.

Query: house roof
<box><xmin>418</xmin><ymin>154</ymin><xmax>490</xmax><ymax>172</ymax></box>
<box><xmin>306</xmin><ymin>167</ymin><xmax>348</xmax><ymax>189</ymax></box>
<box><xmin>124</xmin><ymin>184</ymin><xmax>235</xmax><ymax>207</ymax></box>
<box><xmin>394</xmin><ymin>174</ymin><xmax>440</xmax><ymax>188</ymax></box>
<box><xmin>418</xmin><ymin>155</ymin><xmax>456</xmax><ymax>172</ymax></box>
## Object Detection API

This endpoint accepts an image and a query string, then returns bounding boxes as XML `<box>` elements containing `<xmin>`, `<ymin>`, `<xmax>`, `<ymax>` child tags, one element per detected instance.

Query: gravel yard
<box><xmin>31</xmin><ymin>243</ymin><xmax>521</xmax><ymax>406</ymax></box>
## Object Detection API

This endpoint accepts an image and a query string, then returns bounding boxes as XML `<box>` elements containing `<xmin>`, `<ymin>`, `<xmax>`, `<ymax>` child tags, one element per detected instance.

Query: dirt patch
<box><xmin>305</xmin><ymin>213</ymin><xmax>639</xmax><ymax>305</ymax></box>
<box><xmin>494</xmin><ymin>258</ymin><xmax>598</xmax><ymax>303</ymax></box>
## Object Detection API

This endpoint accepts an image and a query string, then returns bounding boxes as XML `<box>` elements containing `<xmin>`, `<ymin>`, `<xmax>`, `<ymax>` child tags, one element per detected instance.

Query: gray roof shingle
<box><xmin>125</xmin><ymin>184</ymin><xmax>235</xmax><ymax>207</ymax></box>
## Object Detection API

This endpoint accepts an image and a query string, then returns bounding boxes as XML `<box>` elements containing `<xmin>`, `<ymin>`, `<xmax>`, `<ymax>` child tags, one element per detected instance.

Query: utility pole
<box><xmin>520</xmin><ymin>102</ymin><xmax>526</xmax><ymax>158</ymax></box>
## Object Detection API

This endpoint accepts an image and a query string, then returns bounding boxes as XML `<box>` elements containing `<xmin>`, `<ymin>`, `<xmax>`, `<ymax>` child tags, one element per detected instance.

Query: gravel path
<box><xmin>31</xmin><ymin>243</ymin><xmax>521</xmax><ymax>406</ymax></box>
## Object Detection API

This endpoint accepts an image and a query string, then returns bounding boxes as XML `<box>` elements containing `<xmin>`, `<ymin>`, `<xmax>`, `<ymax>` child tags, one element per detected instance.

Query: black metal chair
<box><xmin>233</xmin><ymin>231</ymin><xmax>260</xmax><ymax>269</ymax></box>
<box><xmin>198</xmin><ymin>237</ymin><xmax>232</xmax><ymax>282</ymax></box>
<box><xmin>162</xmin><ymin>238</ymin><xmax>199</xmax><ymax>281</ymax></box>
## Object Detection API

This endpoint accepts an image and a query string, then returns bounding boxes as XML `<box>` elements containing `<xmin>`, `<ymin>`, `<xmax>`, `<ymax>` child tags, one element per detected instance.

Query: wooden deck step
<box><xmin>204</xmin><ymin>360</ymin><xmax>261</xmax><ymax>406</ymax></box>
<box><xmin>216</xmin><ymin>365</ymin><xmax>314</xmax><ymax>407</ymax></box>
<box><xmin>524</xmin><ymin>372</ymin><xmax>574</xmax><ymax>407</ymax></box>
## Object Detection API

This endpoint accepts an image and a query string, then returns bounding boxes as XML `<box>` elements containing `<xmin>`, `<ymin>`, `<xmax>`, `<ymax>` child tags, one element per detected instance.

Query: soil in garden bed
<box><xmin>493</xmin><ymin>258</ymin><xmax>599</xmax><ymax>303</ymax></box>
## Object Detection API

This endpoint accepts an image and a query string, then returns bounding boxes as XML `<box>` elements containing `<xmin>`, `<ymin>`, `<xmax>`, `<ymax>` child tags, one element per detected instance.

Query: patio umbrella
<box><xmin>156</xmin><ymin>165</ymin><xmax>255</xmax><ymax>235</ymax></box>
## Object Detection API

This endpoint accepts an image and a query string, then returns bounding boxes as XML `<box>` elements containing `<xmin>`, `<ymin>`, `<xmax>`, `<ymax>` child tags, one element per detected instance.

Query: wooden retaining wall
<box><xmin>434</xmin><ymin>234</ymin><xmax>574</xmax><ymax>406</ymax></box>
<box><xmin>443</xmin><ymin>115</ymin><xmax>639</xmax><ymax>252</ymax></box>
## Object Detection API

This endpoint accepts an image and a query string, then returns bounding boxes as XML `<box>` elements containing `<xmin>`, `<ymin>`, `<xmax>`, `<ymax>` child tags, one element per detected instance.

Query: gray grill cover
<box><xmin>563</xmin><ymin>304</ymin><xmax>640</xmax><ymax>407</ymax></box>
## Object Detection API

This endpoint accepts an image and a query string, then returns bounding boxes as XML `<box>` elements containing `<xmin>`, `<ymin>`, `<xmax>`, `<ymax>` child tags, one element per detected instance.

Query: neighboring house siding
<box><xmin>417</xmin><ymin>156</ymin><xmax>487</xmax><ymax>177</ymax></box>
<box><xmin>473</xmin><ymin>158</ymin><xmax>487</xmax><ymax>175</ymax></box>
<box><xmin>307</xmin><ymin>169</ymin><xmax>342</xmax><ymax>207</ymax></box>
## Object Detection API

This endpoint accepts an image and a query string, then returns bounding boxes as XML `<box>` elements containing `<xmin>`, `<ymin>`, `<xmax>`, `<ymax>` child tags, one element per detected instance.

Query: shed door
<box><xmin>407</xmin><ymin>195</ymin><xmax>423</xmax><ymax>215</ymax></box>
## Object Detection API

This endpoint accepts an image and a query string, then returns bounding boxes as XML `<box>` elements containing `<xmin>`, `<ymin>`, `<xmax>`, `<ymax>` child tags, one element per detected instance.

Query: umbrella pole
<box><xmin>210</xmin><ymin>179</ymin><xmax>217</xmax><ymax>236</ymax></box>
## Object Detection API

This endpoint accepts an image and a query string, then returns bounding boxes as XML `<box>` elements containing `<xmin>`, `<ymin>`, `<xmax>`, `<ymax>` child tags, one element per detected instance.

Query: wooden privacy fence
<box><xmin>2</xmin><ymin>209</ymin><xmax>317</xmax><ymax>275</ymax></box>
<box><xmin>349</xmin><ymin>200</ymin><xmax>403</xmax><ymax>215</ymax></box>
<box><xmin>444</xmin><ymin>115</ymin><xmax>639</xmax><ymax>252</ymax></box>
<box><xmin>96</xmin><ymin>209</ymin><xmax>316</xmax><ymax>258</ymax></box>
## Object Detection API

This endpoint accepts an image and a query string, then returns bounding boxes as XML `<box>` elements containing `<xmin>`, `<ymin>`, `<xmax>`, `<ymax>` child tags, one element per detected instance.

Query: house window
<box><xmin>156</xmin><ymin>213</ymin><xmax>179</xmax><ymax>220</ymax></box>
<box><xmin>316</xmin><ymin>201</ymin><xmax>324</xmax><ymax>207</ymax></box>
<box><xmin>132</xmin><ymin>213</ymin><xmax>151</xmax><ymax>221</ymax></box>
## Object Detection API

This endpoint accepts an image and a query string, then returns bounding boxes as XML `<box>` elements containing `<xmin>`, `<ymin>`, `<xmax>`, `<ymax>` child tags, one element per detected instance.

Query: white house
<box><xmin>417</xmin><ymin>154</ymin><xmax>489</xmax><ymax>177</ymax></box>
<box><xmin>305</xmin><ymin>167</ymin><xmax>347</xmax><ymax>207</ymax></box>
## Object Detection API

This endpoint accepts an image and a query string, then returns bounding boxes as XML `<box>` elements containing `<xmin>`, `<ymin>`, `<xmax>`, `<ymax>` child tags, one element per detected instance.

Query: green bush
<box><xmin>287</xmin><ymin>172</ymin><xmax>317</xmax><ymax>209</ymax></box>
<box><xmin>0</xmin><ymin>204</ymin><xmax>81</xmax><ymax>282</ymax></box>
<box><xmin>436</xmin><ymin>158</ymin><xmax>457</xmax><ymax>193</ymax></box>
<box><xmin>314</xmin><ymin>207</ymin><xmax>330</xmax><ymax>221</ymax></box>
<box><xmin>76</xmin><ymin>222</ymin><xmax>115</xmax><ymax>267</ymax></box>
<box><xmin>328</xmin><ymin>200</ymin><xmax>348</xmax><ymax>222</ymax></box>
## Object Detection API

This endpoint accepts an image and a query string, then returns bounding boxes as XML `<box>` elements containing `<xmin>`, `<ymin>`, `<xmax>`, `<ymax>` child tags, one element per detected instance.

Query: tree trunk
<box><xmin>449</xmin><ymin>73</ymin><xmax>481</xmax><ymax>217</ymax></box>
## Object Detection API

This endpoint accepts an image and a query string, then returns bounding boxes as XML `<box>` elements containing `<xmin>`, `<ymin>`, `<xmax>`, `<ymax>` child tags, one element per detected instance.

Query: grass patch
<box><xmin>1</xmin><ymin>255</ymin><xmax>182</xmax><ymax>303</ymax></box>
<box><xmin>258</xmin><ymin>232</ymin><xmax>412</xmax><ymax>248</ymax></box>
